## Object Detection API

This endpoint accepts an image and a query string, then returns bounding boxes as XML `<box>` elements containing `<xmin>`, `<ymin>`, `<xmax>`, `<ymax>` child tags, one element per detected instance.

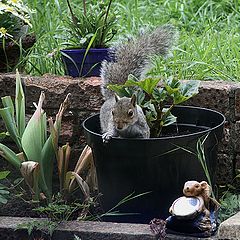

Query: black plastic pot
<box><xmin>83</xmin><ymin>106</ymin><xmax>225</xmax><ymax>223</ymax></box>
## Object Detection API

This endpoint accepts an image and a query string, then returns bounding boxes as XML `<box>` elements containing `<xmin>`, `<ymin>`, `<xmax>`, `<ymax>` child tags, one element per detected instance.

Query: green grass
<box><xmin>149</xmin><ymin>29</ymin><xmax>240</xmax><ymax>81</ymax></box>
<box><xmin>23</xmin><ymin>0</ymin><xmax>240</xmax><ymax>81</ymax></box>
<box><xmin>23</xmin><ymin>0</ymin><xmax>66</xmax><ymax>75</ymax></box>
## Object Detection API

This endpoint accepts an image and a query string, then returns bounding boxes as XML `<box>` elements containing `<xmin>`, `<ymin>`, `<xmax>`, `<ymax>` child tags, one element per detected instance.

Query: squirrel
<box><xmin>183</xmin><ymin>180</ymin><xmax>212</xmax><ymax>217</ymax></box>
<box><xmin>100</xmin><ymin>94</ymin><xmax>150</xmax><ymax>143</ymax></box>
<box><xmin>99</xmin><ymin>25</ymin><xmax>178</xmax><ymax>143</ymax></box>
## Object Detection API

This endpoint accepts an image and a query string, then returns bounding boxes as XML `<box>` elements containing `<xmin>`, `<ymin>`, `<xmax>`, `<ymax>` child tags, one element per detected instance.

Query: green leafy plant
<box><xmin>0</xmin><ymin>70</ymin><xmax>70</xmax><ymax>202</ymax></box>
<box><xmin>167</xmin><ymin>133</ymin><xmax>218</xmax><ymax>200</ymax></box>
<box><xmin>0</xmin><ymin>13</ymin><xmax>21</xmax><ymax>42</ymax></box>
<box><xmin>16</xmin><ymin>193</ymin><xmax>98</xmax><ymax>238</ymax></box>
<box><xmin>74</xmin><ymin>235</ymin><xmax>81</xmax><ymax>240</ymax></box>
<box><xmin>57</xmin><ymin>144</ymin><xmax>96</xmax><ymax>202</ymax></box>
<box><xmin>0</xmin><ymin>0</ymin><xmax>33</xmax><ymax>28</ymax></box>
<box><xmin>219</xmin><ymin>192</ymin><xmax>240</xmax><ymax>222</ymax></box>
<box><xmin>17</xmin><ymin>219</ymin><xmax>58</xmax><ymax>239</ymax></box>
<box><xmin>0</xmin><ymin>132</ymin><xmax>8</xmax><ymax>142</ymax></box>
<box><xmin>64</xmin><ymin>0</ymin><xmax>118</xmax><ymax>49</ymax></box>
<box><xmin>34</xmin><ymin>203</ymin><xmax>79</xmax><ymax>222</ymax></box>
<box><xmin>0</xmin><ymin>170</ymin><xmax>10</xmax><ymax>204</ymax></box>
<box><xmin>0</xmin><ymin>1</ymin><xmax>33</xmax><ymax>45</ymax></box>
<box><xmin>218</xmin><ymin>170</ymin><xmax>240</xmax><ymax>222</ymax></box>
<box><xmin>0</xmin><ymin>0</ymin><xmax>34</xmax><ymax>72</ymax></box>
<box><xmin>0</xmin><ymin>70</ymin><xmax>95</xmax><ymax>206</ymax></box>
<box><xmin>109</xmin><ymin>75</ymin><xmax>200</xmax><ymax>137</ymax></box>
<box><xmin>33</xmin><ymin>193</ymin><xmax>97</xmax><ymax>222</ymax></box>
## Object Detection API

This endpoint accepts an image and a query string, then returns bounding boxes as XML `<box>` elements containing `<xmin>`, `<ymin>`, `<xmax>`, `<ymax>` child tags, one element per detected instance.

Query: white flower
<box><xmin>0</xmin><ymin>27</ymin><xmax>13</xmax><ymax>38</ymax></box>
<box><xmin>0</xmin><ymin>1</ymin><xmax>34</xmax><ymax>27</ymax></box>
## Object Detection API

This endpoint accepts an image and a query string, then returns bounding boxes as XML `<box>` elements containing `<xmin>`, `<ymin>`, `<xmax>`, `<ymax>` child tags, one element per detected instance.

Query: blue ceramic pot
<box><xmin>60</xmin><ymin>48</ymin><xmax>110</xmax><ymax>78</ymax></box>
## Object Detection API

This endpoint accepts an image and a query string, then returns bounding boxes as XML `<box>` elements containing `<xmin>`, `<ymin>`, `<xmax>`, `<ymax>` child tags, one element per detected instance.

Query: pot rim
<box><xmin>83</xmin><ymin>105</ymin><xmax>226</xmax><ymax>141</ymax></box>
<box><xmin>60</xmin><ymin>48</ymin><xmax>110</xmax><ymax>53</ymax></box>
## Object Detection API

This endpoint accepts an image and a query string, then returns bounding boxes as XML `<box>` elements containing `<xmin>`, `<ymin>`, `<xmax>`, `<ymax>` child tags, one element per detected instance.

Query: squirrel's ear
<box><xmin>131</xmin><ymin>94</ymin><xmax>137</xmax><ymax>106</ymax></box>
<box><xmin>114</xmin><ymin>94</ymin><xmax>120</xmax><ymax>102</ymax></box>
<box><xmin>200</xmin><ymin>181</ymin><xmax>208</xmax><ymax>189</ymax></box>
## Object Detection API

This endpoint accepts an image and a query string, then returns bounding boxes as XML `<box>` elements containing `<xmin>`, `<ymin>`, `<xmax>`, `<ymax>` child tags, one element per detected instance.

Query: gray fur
<box><xmin>100</xmin><ymin>25</ymin><xmax>177</xmax><ymax>142</ymax></box>
<box><xmin>100</xmin><ymin>25</ymin><xmax>178</xmax><ymax>99</ymax></box>
<box><xmin>100</xmin><ymin>96</ymin><xmax>150</xmax><ymax>143</ymax></box>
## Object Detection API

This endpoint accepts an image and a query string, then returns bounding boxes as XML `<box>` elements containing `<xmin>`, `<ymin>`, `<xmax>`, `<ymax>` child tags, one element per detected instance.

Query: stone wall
<box><xmin>0</xmin><ymin>73</ymin><xmax>240</xmax><ymax>185</ymax></box>
<box><xmin>0</xmin><ymin>216</ymin><xmax>218</xmax><ymax>240</ymax></box>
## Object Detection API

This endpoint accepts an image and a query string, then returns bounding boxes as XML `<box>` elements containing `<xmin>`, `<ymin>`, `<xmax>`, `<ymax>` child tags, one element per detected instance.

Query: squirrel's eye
<box><xmin>128</xmin><ymin>109</ymin><xmax>134</xmax><ymax>117</ymax></box>
<box><xmin>195</xmin><ymin>184</ymin><xmax>199</xmax><ymax>188</ymax></box>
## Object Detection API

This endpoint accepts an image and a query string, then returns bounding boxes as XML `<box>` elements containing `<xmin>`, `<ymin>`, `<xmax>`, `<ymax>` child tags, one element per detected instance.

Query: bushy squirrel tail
<box><xmin>100</xmin><ymin>25</ymin><xmax>178</xmax><ymax>99</ymax></box>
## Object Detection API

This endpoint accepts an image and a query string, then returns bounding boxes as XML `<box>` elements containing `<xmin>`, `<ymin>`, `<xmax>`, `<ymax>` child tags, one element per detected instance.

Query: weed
<box><xmin>218</xmin><ymin>191</ymin><xmax>240</xmax><ymax>222</ymax></box>
<box><xmin>17</xmin><ymin>220</ymin><xmax>58</xmax><ymax>239</ymax></box>
<box><xmin>0</xmin><ymin>171</ymin><xmax>10</xmax><ymax>204</ymax></box>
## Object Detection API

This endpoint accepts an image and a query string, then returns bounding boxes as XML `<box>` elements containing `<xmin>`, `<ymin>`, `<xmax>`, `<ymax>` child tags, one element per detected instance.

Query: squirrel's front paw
<box><xmin>102</xmin><ymin>132</ymin><xmax>112</xmax><ymax>143</ymax></box>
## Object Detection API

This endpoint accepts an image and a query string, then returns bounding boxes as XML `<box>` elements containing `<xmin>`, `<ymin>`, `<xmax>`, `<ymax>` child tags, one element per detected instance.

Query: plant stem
<box><xmin>82</xmin><ymin>0</ymin><xmax>86</xmax><ymax>16</ymax></box>
<box><xmin>66</xmin><ymin>0</ymin><xmax>77</xmax><ymax>25</ymax></box>
<box><xmin>66</xmin><ymin>0</ymin><xmax>74</xmax><ymax>17</ymax></box>
<box><xmin>156</xmin><ymin>103</ymin><xmax>175</xmax><ymax>137</ymax></box>
<box><xmin>100</xmin><ymin>0</ymin><xmax>113</xmax><ymax>46</ymax></box>
<box><xmin>2</xmin><ymin>38</ymin><xmax>9</xmax><ymax>72</ymax></box>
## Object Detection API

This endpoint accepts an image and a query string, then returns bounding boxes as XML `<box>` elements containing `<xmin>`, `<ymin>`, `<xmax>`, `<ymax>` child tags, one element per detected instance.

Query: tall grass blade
<box><xmin>69</xmin><ymin>145</ymin><xmax>97</xmax><ymax>193</ymax></box>
<box><xmin>21</xmin><ymin>92</ymin><xmax>45</xmax><ymax>162</ymax></box>
<box><xmin>57</xmin><ymin>145</ymin><xmax>64</xmax><ymax>191</ymax></box>
<box><xmin>21</xmin><ymin>92</ymin><xmax>51</xmax><ymax>199</ymax></box>
<box><xmin>0</xmin><ymin>143</ymin><xmax>21</xmax><ymax>169</ymax></box>
<box><xmin>64</xmin><ymin>171</ymin><xmax>73</xmax><ymax>192</ymax></box>
<box><xmin>1</xmin><ymin>96</ymin><xmax>14</xmax><ymax>118</ymax></box>
<box><xmin>15</xmin><ymin>69</ymin><xmax>26</xmax><ymax>137</ymax></box>
<box><xmin>61</xmin><ymin>51</ymin><xmax>80</xmax><ymax>76</ymax></box>
<box><xmin>57</xmin><ymin>143</ymin><xmax>71</xmax><ymax>192</ymax></box>
<box><xmin>196</xmin><ymin>133</ymin><xmax>216</xmax><ymax>198</ymax></box>
<box><xmin>2</xmin><ymin>38</ymin><xmax>9</xmax><ymax>72</ymax></box>
<box><xmin>40</xmin><ymin>118</ymin><xmax>57</xmax><ymax>197</ymax></box>
<box><xmin>71</xmin><ymin>172</ymin><xmax>90</xmax><ymax>200</ymax></box>
<box><xmin>0</xmin><ymin>107</ymin><xmax>22</xmax><ymax>150</ymax></box>
<box><xmin>40</xmin><ymin>94</ymin><xmax>70</xmax><ymax>199</ymax></box>
<box><xmin>101</xmin><ymin>192</ymin><xmax>151</xmax><ymax>218</ymax></box>
<box><xmin>40</xmin><ymin>112</ymin><xmax>47</xmax><ymax>147</ymax></box>
<box><xmin>79</xmin><ymin>32</ymin><xmax>97</xmax><ymax>76</ymax></box>
<box><xmin>171</xmin><ymin>133</ymin><xmax>216</xmax><ymax>199</ymax></box>
<box><xmin>54</xmin><ymin>93</ymin><xmax>71</xmax><ymax>131</ymax></box>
